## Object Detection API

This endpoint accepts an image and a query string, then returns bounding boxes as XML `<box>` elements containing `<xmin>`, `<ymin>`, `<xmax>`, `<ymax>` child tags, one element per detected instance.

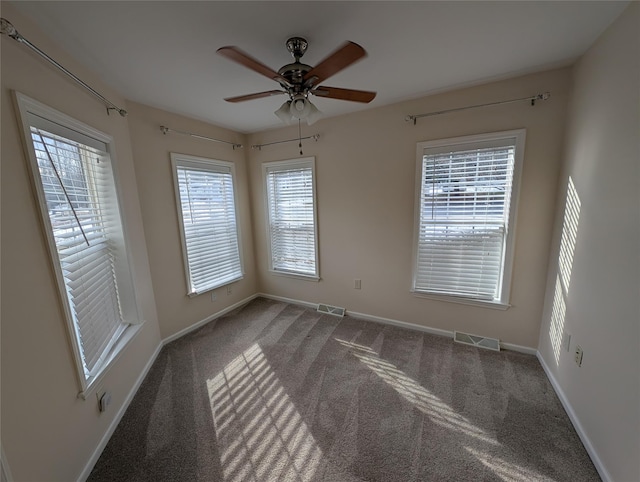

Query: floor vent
<box><xmin>317</xmin><ymin>303</ymin><xmax>345</xmax><ymax>317</ymax></box>
<box><xmin>454</xmin><ymin>331</ymin><xmax>500</xmax><ymax>351</ymax></box>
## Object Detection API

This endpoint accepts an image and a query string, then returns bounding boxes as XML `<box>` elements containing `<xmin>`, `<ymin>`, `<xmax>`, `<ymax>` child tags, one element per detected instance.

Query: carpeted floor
<box><xmin>89</xmin><ymin>297</ymin><xmax>600</xmax><ymax>481</ymax></box>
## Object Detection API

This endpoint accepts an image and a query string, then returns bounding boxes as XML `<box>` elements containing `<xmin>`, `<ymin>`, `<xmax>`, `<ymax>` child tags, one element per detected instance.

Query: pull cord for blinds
<box><xmin>1</xmin><ymin>18</ymin><xmax>128</xmax><ymax>117</ymax></box>
<box><xmin>35</xmin><ymin>130</ymin><xmax>90</xmax><ymax>246</ymax></box>
<box><xmin>406</xmin><ymin>92</ymin><xmax>550</xmax><ymax>125</ymax></box>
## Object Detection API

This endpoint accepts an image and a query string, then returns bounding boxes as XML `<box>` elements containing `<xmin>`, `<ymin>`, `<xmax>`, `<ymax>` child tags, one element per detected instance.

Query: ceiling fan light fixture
<box><xmin>274</xmin><ymin>100</ymin><xmax>293</xmax><ymax>124</ymax></box>
<box><xmin>289</xmin><ymin>95</ymin><xmax>311</xmax><ymax>120</ymax></box>
<box><xmin>306</xmin><ymin>101</ymin><xmax>322</xmax><ymax>125</ymax></box>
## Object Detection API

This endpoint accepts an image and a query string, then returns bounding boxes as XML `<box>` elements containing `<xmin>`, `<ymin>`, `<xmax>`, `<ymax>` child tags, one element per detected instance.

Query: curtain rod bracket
<box><xmin>107</xmin><ymin>106</ymin><xmax>128</xmax><ymax>117</ymax></box>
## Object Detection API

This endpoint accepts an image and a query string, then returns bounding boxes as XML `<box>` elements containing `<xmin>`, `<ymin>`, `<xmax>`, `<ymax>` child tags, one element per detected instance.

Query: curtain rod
<box><xmin>1</xmin><ymin>18</ymin><xmax>128</xmax><ymax>117</ymax></box>
<box><xmin>252</xmin><ymin>134</ymin><xmax>319</xmax><ymax>150</ymax></box>
<box><xmin>160</xmin><ymin>126</ymin><xmax>243</xmax><ymax>149</ymax></box>
<box><xmin>405</xmin><ymin>92</ymin><xmax>550</xmax><ymax>124</ymax></box>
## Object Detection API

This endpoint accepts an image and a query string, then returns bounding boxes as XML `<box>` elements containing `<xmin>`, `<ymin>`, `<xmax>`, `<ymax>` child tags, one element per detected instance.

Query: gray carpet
<box><xmin>89</xmin><ymin>297</ymin><xmax>600</xmax><ymax>481</ymax></box>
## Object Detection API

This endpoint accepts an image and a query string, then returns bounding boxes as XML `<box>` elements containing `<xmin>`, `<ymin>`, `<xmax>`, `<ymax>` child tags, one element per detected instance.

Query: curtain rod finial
<box><xmin>1</xmin><ymin>18</ymin><xmax>20</xmax><ymax>40</ymax></box>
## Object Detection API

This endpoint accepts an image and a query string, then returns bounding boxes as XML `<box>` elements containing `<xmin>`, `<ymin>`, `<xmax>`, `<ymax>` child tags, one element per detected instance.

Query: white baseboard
<box><xmin>77</xmin><ymin>341</ymin><xmax>163</xmax><ymax>482</ymax></box>
<box><xmin>500</xmin><ymin>341</ymin><xmax>537</xmax><ymax>355</ymax></box>
<box><xmin>347</xmin><ymin>309</ymin><xmax>453</xmax><ymax>338</ymax></box>
<box><xmin>257</xmin><ymin>292</ymin><xmax>318</xmax><ymax>310</ymax></box>
<box><xmin>536</xmin><ymin>352</ymin><xmax>611</xmax><ymax>482</ymax></box>
<box><xmin>258</xmin><ymin>293</ymin><xmax>537</xmax><ymax>354</ymax></box>
<box><xmin>162</xmin><ymin>294</ymin><xmax>259</xmax><ymax>345</ymax></box>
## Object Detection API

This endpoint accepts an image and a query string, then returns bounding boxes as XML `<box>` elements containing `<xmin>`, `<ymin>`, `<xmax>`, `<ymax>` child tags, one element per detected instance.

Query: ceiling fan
<box><xmin>217</xmin><ymin>37</ymin><xmax>376</xmax><ymax>125</ymax></box>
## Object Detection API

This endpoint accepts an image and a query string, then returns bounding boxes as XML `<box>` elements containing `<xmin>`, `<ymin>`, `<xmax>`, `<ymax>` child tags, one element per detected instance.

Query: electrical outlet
<box><xmin>354</xmin><ymin>279</ymin><xmax>361</xmax><ymax>290</ymax></box>
<box><xmin>211</xmin><ymin>291</ymin><xmax>217</xmax><ymax>302</ymax></box>
<box><xmin>574</xmin><ymin>345</ymin><xmax>583</xmax><ymax>367</ymax></box>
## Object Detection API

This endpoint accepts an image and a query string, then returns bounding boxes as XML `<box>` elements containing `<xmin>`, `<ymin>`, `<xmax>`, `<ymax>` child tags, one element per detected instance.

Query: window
<box><xmin>263</xmin><ymin>157</ymin><xmax>319</xmax><ymax>279</ymax></box>
<box><xmin>171</xmin><ymin>154</ymin><xmax>243</xmax><ymax>295</ymax></box>
<box><xmin>412</xmin><ymin>130</ymin><xmax>525</xmax><ymax>307</ymax></box>
<box><xmin>15</xmin><ymin>93</ymin><xmax>142</xmax><ymax>394</ymax></box>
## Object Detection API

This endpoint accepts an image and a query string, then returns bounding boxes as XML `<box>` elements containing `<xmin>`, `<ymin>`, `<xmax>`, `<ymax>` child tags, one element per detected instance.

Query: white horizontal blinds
<box><xmin>266</xmin><ymin>164</ymin><xmax>317</xmax><ymax>275</ymax></box>
<box><xmin>416</xmin><ymin>142</ymin><xmax>515</xmax><ymax>300</ymax></box>
<box><xmin>176</xmin><ymin>164</ymin><xmax>242</xmax><ymax>294</ymax></box>
<box><xmin>30</xmin><ymin>127</ymin><xmax>126</xmax><ymax>377</ymax></box>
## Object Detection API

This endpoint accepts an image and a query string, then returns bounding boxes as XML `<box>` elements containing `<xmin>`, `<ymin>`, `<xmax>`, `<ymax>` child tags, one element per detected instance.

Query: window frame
<box><xmin>171</xmin><ymin>153</ymin><xmax>244</xmax><ymax>296</ymax></box>
<box><xmin>263</xmin><ymin>157</ymin><xmax>320</xmax><ymax>280</ymax></box>
<box><xmin>411</xmin><ymin>129</ymin><xmax>526</xmax><ymax>309</ymax></box>
<box><xmin>14</xmin><ymin>92</ymin><xmax>144</xmax><ymax>397</ymax></box>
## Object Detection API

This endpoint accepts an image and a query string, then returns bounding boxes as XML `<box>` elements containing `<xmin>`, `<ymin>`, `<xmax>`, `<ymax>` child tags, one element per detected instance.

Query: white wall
<box><xmin>537</xmin><ymin>3</ymin><xmax>639</xmax><ymax>481</ymax></box>
<box><xmin>248</xmin><ymin>68</ymin><xmax>572</xmax><ymax>349</ymax></box>
<box><xmin>0</xmin><ymin>4</ymin><xmax>162</xmax><ymax>481</ymax></box>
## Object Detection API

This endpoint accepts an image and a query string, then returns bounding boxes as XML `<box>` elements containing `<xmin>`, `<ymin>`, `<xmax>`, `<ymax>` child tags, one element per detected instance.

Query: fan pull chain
<box><xmin>298</xmin><ymin>119</ymin><xmax>303</xmax><ymax>155</ymax></box>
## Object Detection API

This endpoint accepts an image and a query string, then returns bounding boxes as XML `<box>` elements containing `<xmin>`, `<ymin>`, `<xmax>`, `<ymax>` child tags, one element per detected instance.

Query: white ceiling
<box><xmin>9</xmin><ymin>1</ymin><xmax>628</xmax><ymax>133</ymax></box>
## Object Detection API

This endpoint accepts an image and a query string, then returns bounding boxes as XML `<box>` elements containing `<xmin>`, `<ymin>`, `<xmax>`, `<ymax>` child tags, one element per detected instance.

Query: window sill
<box><xmin>269</xmin><ymin>269</ymin><xmax>320</xmax><ymax>282</ymax></box>
<box><xmin>188</xmin><ymin>274</ymin><xmax>244</xmax><ymax>298</ymax></box>
<box><xmin>78</xmin><ymin>322</ymin><xmax>145</xmax><ymax>400</ymax></box>
<box><xmin>411</xmin><ymin>290</ymin><xmax>511</xmax><ymax>311</ymax></box>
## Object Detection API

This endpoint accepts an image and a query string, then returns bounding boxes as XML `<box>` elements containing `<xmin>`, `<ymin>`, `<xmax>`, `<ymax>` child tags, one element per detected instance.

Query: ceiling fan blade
<box><xmin>303</xmin><ymin>41</ymin><xmax>367</xmax><ymax>87</ymax></box>
<box><xmin>217</xmin><ymin>46</ymin><xmax>291</xmax><ymax>86</ymax></box>
<box><xmin>312</xmin><ymin>86</ymin><xmax>376</xmax><ymax>103</ymax></box>
<box><xmin>224</xmin><ymin>90</ymin><xmax>286</xmax><ymax>103</ymax></box>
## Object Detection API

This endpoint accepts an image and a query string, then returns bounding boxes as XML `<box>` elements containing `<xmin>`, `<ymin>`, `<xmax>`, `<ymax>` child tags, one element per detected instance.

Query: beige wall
<box><xmin>125</xmin><ymin>102</ymin><xmax>256</xmax><ymax>339</ymax></box>
<box><xmin>538</xmin><ymin>4</ymin><xmax>639</xmax><ymax>481</ymax></box>
<box><xmin>1</xmin><ymin>4</ymin><xmax>162</xmax><ymax>481</ymax></box>
<box><xmin>248</xmin><ymin>68</ymin><xmax>571</xmax><ymax>349</ymax></box>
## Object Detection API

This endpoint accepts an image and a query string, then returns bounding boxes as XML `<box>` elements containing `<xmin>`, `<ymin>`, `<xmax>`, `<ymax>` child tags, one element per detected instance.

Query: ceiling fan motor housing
<box><xmin>279</xmin><ymin>37</ymin><xmax>313</xmax><ymax>96</ymax></box>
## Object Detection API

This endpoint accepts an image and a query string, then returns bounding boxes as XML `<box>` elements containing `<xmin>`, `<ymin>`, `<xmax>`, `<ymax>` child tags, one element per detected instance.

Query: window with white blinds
<box><xmin>16</xmin><ymin>93</ymin><xmax>142</xmax><ymax>393</ymax></box>
<box><xmin>413</xmin><ymin>130</ymin><xmax>525</xmax><ymax>306</ymax></box>
<box><xmin>171</xmin><ymin>154</ymin><xmax>243</xmax><ymax>295</ymax></box>
<box><xmin>263</xmin><ymin>157</ymin><xmax>319</xmax><ymax>278</ymax></box>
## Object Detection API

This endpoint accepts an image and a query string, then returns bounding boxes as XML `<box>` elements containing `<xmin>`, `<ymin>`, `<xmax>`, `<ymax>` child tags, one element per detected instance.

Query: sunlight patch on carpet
<box><xmin>464</xmin><ymin>446</ymin><xmax>555</xmax><ymax>482</ymax></box>
<box><xmin>335</xmin><ymin>338</ymin><xmax>497</xmax><ymax>446</ymax></box>
<box><xmin>207</xmin><ymin>343</ymin><xmax>322</xmax><ymax>482</ymax></box>
<box><xmin>336</xmin><ymin>338</ymin><xmax>552</xmax><ymax>481</ymax></box>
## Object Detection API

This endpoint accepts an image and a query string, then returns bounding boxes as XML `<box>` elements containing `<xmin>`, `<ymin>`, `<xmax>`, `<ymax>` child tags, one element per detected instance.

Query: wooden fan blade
<box><xmin>217</xmin><ymin>46</ymin><xmax>291</xmax><ymax>86</ymax></box>
<box><xmin>303</xmin><ymin>41</ymin><xmax>366</xmax><ymax>87</ymax></box>
<box><xmin>224</xmin><ymin>90</ymin><xmax>286</xmax><ymax>103</ymax></box>
<box><xmin>312</xmin><ymin>86</ymin><xmax>376</xmax><ymax>103</ymax></box>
